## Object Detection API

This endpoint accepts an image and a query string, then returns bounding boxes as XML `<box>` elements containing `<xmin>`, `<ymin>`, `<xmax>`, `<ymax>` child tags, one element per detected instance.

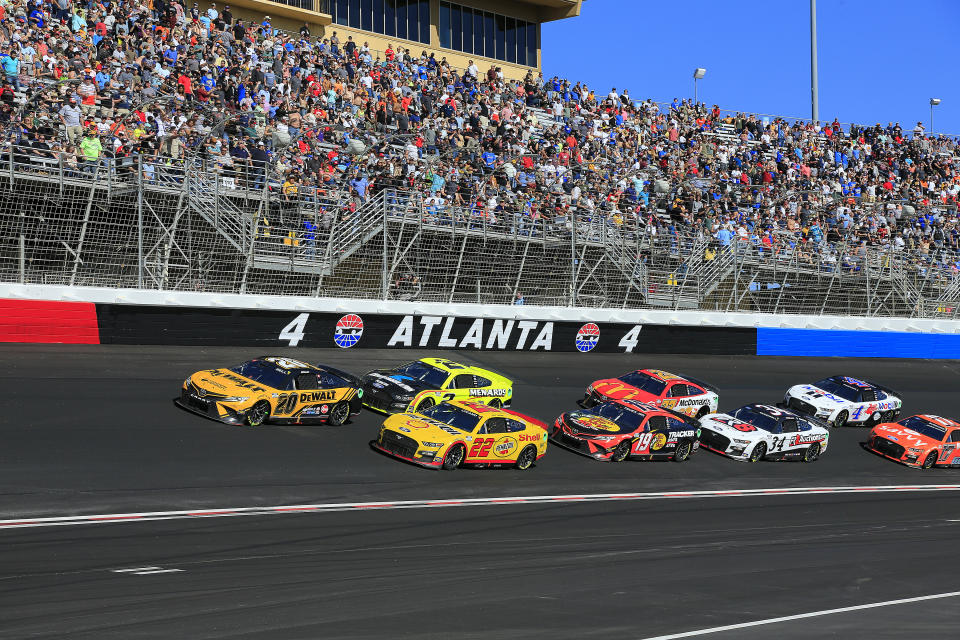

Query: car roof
<box><xmin>745</xmin><ymin>403</ymin><xmax>799</xmax><ymax>419</ymax></box>
<box><xmin>420</xmin><ymin>357</ymin><xmax>501</xmax><ymax>379</ymax></box>
<box><xmin>611</xmin><ymin>398</ymin><xmax>663</xmax><ymax>414</ymax></box>
<box><xmin>638</xmin><ymin>369</ymin><xmax>687</xmax><ymax>382</ymax></box>
<box><xmin>916</xmin><ymin>414</ymin><xmax>960</xmax><ymax>428</ymax></box>
<box><xmin>827</xmin><ymin>375</ymin><xmax>878</xmax><ymax>390</ymax></box>
<box><xmin>445</xmin><ymin>399</ymin><xmax>506</xmax><ymax>416</ymax></box>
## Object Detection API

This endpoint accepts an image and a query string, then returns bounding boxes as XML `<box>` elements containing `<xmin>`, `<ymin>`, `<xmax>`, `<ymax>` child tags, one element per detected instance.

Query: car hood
<box><xmin>383</xmin><ymin>413</ymin><xmax>469</xmax><ymax>442</ymax></box>
<box><xmin>590</xmin><ymin>379</ymin><xmax>659</xmax><ymax>403</ymax></box>
<box><xmin>873</xmin><ymin>425</ymin><xmax>939</xmax><ymax>448</ymax></box>
<box><xmin>190</xmin><ymin>369</ymin><xmax>269</xmax><ymax>396</ymax></box>
<box><xmin>789</xmin><ymin>385</ymin><xmax>850</xmax><ymax>408</ymax></box>
<box><xmin>562</xmin><ymin>411</ymin><xmax>632</xmax><ymax>435</ymax></box>
<box><xmin>364</xmin><ymin>370</ymin><xmax>436</xmax><ymax>396</ymax></box>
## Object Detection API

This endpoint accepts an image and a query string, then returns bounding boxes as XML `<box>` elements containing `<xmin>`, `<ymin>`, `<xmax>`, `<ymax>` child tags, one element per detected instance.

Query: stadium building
<box><xmin>218</xmin><ymin>0</ymin><xmax>583</xmax><ymax>78</ymax></box>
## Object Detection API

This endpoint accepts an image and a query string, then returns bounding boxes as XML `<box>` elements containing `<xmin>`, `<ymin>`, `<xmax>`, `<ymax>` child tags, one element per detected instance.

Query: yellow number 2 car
<box><xmin>361</xmin><ymin>358</ymin><xmax>513</xmax><ymax>414</ymax></box>
<box><xmin>177</xmin><ymin>356</ymin><xmax>363</xmax><ymax>426</ymax></box>
<box><xmin>372</xmin><ymin>400</ymin><xmax>548</xmax><ymax>470</ymax></box>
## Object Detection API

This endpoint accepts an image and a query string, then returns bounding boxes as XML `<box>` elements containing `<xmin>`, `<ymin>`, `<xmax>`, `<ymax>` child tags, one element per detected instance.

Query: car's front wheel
<box><xmin>748</xmin><ymin>442</ymin><xmax>767</xmax><ymax>462</ymax></box>
<box><xmin>673</xmin><ymin>440</ymin><xmax>693</xmax><ymax>462</ymax></box>
<box><xmin>246</xmin><ymin>400</ymin><xmax>270</xmax><ymax>427</ymax></box>
<box><xmin>515</xmin><ymin>445</ymin><xmax>537</xmax><ymax>470</ymax></box>
<box><xmin>833</xmin><ymin>410</ymin><xmax>849</xmax><ymax>428</ymax></box>
<box><xmin>488</xmin><ymin>398</ymin><xmax>502</xmax><ymax>409</ymax></box>
<box><xmin>441</xmin><ymin>444</ymin><xmax>465</xmax><ymax>470</ymax></box>
<box><xmin>922</xmin><ymin>451</ymin><xmax>938</xmax><ymax>469</ymax></box>
<box><xmin>327</xmin><ymin>402</ymin><xmax>350</xmax><ymax>426</ymax></box>
<box><xmin>803</xmin><ymin>443</ymin><xmax>821</xmax><ymax>463</ymax></box>
<box><xmin>611</xmin><ymin>440</ymin><xmax>632</xmax><ymax>462</ymax></box>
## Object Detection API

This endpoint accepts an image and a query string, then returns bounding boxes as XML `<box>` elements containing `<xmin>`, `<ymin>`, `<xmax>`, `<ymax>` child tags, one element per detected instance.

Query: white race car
<box><xmin>783</xmin><ymin>376</ymin><xmax>902</xmax><ymax>428</ymax></box>
<box><xmin>698</xmin><ymin>404</ymin><xmax>829</xmax><ymax>463</ymax></box>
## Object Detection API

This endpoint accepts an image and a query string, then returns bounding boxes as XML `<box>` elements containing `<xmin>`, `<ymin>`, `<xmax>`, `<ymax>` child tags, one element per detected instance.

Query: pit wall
<box><xmin>1</xmin><ymin>285</ymin><xmax>959</xmax><ymax>358</ymax></box>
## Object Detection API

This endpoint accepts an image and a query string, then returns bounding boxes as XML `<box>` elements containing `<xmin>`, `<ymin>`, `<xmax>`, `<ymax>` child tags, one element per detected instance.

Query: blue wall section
<box><xmin>757</xmin><ymin>328</ymin><xmax>960</xmax><ymax>358</ymax></box>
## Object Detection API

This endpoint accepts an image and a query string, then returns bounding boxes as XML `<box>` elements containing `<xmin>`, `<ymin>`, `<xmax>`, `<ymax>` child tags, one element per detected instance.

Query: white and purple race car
<box><xmin>783</xmin><ymin>375</ymin><xmax>902</xmax><ymax>428</ymax></box>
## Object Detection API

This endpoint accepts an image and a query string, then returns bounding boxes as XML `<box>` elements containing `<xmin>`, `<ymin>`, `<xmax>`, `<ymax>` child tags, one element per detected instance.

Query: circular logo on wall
<box><xmin>334</xmin><ymin>314</ymin><xmax>364</xmax><ymax>348</ymax></box>
<box><xmin>575</xmin><ymin>323</ymin><xmax>600</xmax><ymax>353</ymax></box>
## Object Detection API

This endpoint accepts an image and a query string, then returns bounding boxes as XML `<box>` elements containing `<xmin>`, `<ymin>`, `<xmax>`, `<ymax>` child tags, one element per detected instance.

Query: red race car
<box><xmin>581</xmin><ymin>369</ymin><xmax>720</xmax><ymax>420</ymax></box>
<box><xmin>552</xmin><ymin>399</ymin><xmax>700</xmax><ymax>462</ymax></box>
<box><xmin>866</xmin><ymin>414</ymin><xmax>960</xmax><ymax>469</ymax></box>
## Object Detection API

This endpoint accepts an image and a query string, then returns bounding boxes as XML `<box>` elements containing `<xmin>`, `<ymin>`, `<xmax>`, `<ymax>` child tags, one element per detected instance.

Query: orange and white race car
<box><xmin>866</xmin><ymin>414</ymin><xmax>960</xmax><ymax>469</ymax></box>
<box><xmin>581</xmin><ymin>369</ymin><xmax>719</xmax><ymax>420</ymax></box>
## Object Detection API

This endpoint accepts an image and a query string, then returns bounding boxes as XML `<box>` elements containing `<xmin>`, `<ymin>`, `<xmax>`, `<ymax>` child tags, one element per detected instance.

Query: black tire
<box><xmin>611</xmin><ymin>440</ymin><xmax>632</xmax><ymax>462</ymax></box>
<box><xmin>326</xmin><ymin>402</ymin><xmax>350</xmax><ymax>426</ymax></box>
<box><xmin>748</xmin><ymin>441</ymin><xmax>767</xmax><ymax>462</ymax></box>
<box><xmin>922</xmin><ymin>450</ymin><xmax>938</xmax><ymax>469</ymax></box>
<box><xmin>515</xmin><ymin>445</ymin><xmax>537</xmax><ymax>470</ymax></box>
<box><xmin>803</xmin><ymin>443</ymin><xmax>821</xmax><ymax>463</ymax></box>
<box><xmin>417</xmin><ymin>397</ymin><xmax>435</xmax><ymax>413</ymax></box>
<box><xmin>881</xmin><ymin>410</ymin><xmax>895</xmax><ymax>422</ymax></box>
<box><xmin>488</xmin><ymin>398</ymin><xmax>502</xmax><ymax>409</ymax></box>
<box><xmin>246</xmin><ymin>400</ymin><xmax>270</xmax><ymax>427</ymax></box>
<box><xmin>833</xmin><ymin>410</ymin><xmax>849</xmax><ymax>428</ymax></box>
<box><xmin>441</xmin><ymin>444</ymin><xmax>465</xmax><ymax>470</ymax></box>
<box><xmin>673</xmin><ymin>440</ymin><xmax>693</xmax><ymax>463</ymax></box>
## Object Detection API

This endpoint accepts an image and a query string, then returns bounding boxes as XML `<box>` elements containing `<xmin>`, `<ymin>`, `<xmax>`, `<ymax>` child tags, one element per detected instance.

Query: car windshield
<box><xmin>585</xmin><ymin>403</ymin><xmax>647</xmax><ymax>432</ymax></box>
<box><xmin>616</xmin><ymin>372</ymin><xmax>667</xmax><ymax>396</ymax></box>
<box><xmin>419</xmin><ymin>404</ymin><xmax>481</xmax><ymax>432</ymax></box>
<box><xmin>897</xmin><ymin>416</ymin><xmax>946</xmax><ymax>441</ymax></box>
<box><xmin>731</xmin><ymin>406</ymin><xmax>780</xmax><ymax>432</ymax></box>
<box><xmin>392</xmin><ymin>361</ymin><xmax>449</xmax><ymax>389</ymax></box>
<box><xmin>811</xmin><ymin>378</ymin><xmax>860</xmax><ymax>402</ymax></box>
<box><xmin>229</xmin><ymin>360</ymin><xmax>292</xmax><ymax>390</ymax></box>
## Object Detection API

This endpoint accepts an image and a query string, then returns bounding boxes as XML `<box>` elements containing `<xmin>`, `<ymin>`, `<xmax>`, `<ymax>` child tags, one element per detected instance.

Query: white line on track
<box><xmin>638</xmin><ymin>590</ymin><xmax>960</xmax><ymax>639</ymax></box>
<box><xmin>1</xmin><ymin>484</ymin><xmax>958</xmax><ymax>530</ymax></box>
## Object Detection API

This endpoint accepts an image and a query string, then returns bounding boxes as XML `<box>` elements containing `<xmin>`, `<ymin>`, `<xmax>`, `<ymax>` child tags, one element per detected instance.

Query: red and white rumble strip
<box><xmin>2</xmin><ymin>485</ymin><xmax>958</xmax><ymax>530</ymax></box>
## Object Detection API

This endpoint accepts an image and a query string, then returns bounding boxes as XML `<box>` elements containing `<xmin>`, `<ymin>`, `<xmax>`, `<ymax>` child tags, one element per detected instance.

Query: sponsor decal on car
<box><xmin>650</xmin><ymin>433</ymin><xmax>667</xmax><ymax>450</ymax></box>
<box><xmin>494</xmin><ymin>437</ymin><xmax>518</xmax><ymax>458</ymax></box>
<box><xmin>469</xmin><ymin>388</ymin><xmax>507</xmax><ymax>397</ymax></box>
<box><xmin>519</xmin><ymin>433</ymin><xmax>543</xmax><ymax>442</ymax></box>
<box><xmin>573</xmin><ymin>415</ymin><xmax>620</xmax><ymax>432</ymax></box>
<box><xmin>299</xmin><ymin>390</ymin><xmax>338</xmax><ymax>403</ymax></box>
<box><xmin>575</xmin><ymin>323</ymin><xmax>600</xmax><ymax>353</ymax></box>
<box><xmin>334</xmin><ymin>314</ymin><xmax>364</xmax><ymax>348</ymax></box>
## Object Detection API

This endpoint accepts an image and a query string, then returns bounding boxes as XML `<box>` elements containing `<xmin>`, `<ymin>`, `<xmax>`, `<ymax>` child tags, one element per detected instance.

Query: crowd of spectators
<box><xmin>2</xmin><ymin>0</ymin><xmax>960</xmax><ymax>285</ymax></box>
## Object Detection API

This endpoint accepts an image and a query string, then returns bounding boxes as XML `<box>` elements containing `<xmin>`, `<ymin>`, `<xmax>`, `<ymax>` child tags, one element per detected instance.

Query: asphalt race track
<box><xmin>3</xmin><ymin>345</ymin><xmax>960</xmax><ymax>638</ymax></box>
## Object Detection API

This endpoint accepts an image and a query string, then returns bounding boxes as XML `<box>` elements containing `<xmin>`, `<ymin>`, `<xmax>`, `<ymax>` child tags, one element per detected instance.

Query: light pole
<box><xmin>811</xmin><ymin>0</ymin><xmax>818</xmax><ymax>123</ymax></box>
<box><xmin>693</xmin><ymin>68</ymin><xmax>706</xmax><ymax>105</ymax></box>
<box><xmin>930</xmin><ymin>98</ymin><xmax>941</xmax><ymax>136</ymax></box>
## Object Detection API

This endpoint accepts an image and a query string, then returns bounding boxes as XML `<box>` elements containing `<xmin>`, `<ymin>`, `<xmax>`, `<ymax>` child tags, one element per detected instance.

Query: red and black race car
<box><xmin>552</xmin><ymin>399</ymin><xmax>700</xmax><ymax>462</ymax></box>
<box><xmin>581</xmin><ymin>369</ymin><xmax>720</xmax><ymax>420</ymax></box>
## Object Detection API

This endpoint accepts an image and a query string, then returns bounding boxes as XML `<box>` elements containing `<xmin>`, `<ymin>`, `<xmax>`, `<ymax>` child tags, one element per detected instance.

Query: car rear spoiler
<box><xmin>777</xmin><ymin>402</ymin><xmax>831</xmax><ymax>429</ymax></box>
<box><xmin>501</xmin><ymin>408</ymin><xmax>548</xmax><ymax>431</ymax></box>
<box><xmin>322</xmin><ymin>364</ymin><xmax>363</xmax><ymax>386</ymax></box>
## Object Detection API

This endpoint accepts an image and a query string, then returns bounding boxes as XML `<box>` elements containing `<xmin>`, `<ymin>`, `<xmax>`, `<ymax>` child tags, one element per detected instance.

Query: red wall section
<box><xmin>0</xmin><ymin>299</ymin><xmax>100</xmax><ymax>344</ymax></box>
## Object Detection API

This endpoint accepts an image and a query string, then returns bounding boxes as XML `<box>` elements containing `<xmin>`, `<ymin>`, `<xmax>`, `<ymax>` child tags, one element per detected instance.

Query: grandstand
<box><xmin>0</xmin><ymin>0</ymin><xmax>958</xmax><ymax>317</ymax></box>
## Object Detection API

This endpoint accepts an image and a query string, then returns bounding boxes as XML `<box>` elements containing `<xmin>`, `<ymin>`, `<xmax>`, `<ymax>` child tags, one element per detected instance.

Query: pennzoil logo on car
<box><xmin>494</xmin><ymin>437</ymin><xmax>518</xmax><ymax>457</ymax></box>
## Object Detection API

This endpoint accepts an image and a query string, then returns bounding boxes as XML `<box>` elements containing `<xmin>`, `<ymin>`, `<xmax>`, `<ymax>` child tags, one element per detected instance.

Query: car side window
<box><xmin>667</xmin><ymin>384</ymin><xmax>689</xmax><ymax>398</ymax></box>
<box><xmin>505</xmin><ymin>419</ymin><xmax>526</xmax><ymax>433</ymax></box>
<box><xmin>295</xmin><ymin>373</ymin><xmax>320</xmax><ymax>390</ymax></box>
<box><xmin>951</xmin><ymin>430</ymin><xmax>960</xmax><ymax>443</ymax></box>
<box><xmin>484</xmin><ymin>417</ymin><xmax>507</xmax><ymax>434</ymax></box>
<box><xmin>666</xmin><ymin>417</ymin><xmax>687</xmax><ymax>430</ymax></box>
<box><xmin>686</xmin><ymin>385</ymin><xmax>704</xmax><ymax>396</ymax></box>
<box><xmin>646</xmin><ymin>415</ymin><xmax>668</xmax><ymax>431</ymax></box>
<box><xmin>780</xmin><ymin>419</ymin><xmax>798</xmax><ymax>434</ymax></box>
<box><xmin>474</xmin><ymin>376</ymin><xmax>492</xmax><ymax>388</ymax></box>
<box><xmin>318</xmin><ymin>372</ymin><xmax>345</xmax><ymax>388</ymax></box>
<box><xmin>860</xmin><ymin>389</ymin><xmax>877</xmax><ymax>402</ymax></box>
<box><xmin>876</xmin><ymin>390</ymin><xmax>888</xmax><ymax>401</ymax></box>
<box><xmin>453</xmin><ymin>374</ymin><xmax>476</xmax><ymax>389</ymax></box>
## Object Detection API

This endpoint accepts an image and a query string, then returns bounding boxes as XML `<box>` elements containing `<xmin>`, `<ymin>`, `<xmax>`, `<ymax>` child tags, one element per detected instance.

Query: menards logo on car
<box><xmin>387</xmin><ymin>316</ymin><xmax>554</xmax><ymax>351</ymax></box>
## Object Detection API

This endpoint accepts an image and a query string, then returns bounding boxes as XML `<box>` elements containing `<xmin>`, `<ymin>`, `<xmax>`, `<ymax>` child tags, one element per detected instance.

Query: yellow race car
<box><xmin>177</xmin><ymin>356</ymin><xmax>363</xmax><ymax>426</ymax></box>
<box><xmin>361</xmin><ymin>358</ymin><xmax>513</xmax><ymax>414</ymax></box>
<box><xmin>372</xmin><ymin>400</ymin><xmax>548</xmax><ymax>470</ymax></box>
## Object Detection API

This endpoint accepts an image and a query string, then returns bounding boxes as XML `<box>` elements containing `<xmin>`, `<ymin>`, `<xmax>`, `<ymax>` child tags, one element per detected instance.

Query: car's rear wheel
<box><xmin>673</xmin><ymin>440</ymin><xmax>693</xmax><ymax>462</ymax></box>
<box><xmin>327</xmin><ymin>402</ymin><xmax>350</xmax><ymax>426</ymax></box>
<box><xmin>611</xmin><ymin>440</ymin><xmax>632</xmax><ymax>462</ymax></box>
<box><xmin>246</xmin><ymin>401</ymin><xmax>270</xmax><ymax>427</ymax></box>
<box><xmin>417</xmin><ymin>397</ymin><xmax>435</xmax><ymax>413</ymax></box>
<box><xmin>515</xmin><ymin>445</ymin><xmax>537</xmax><ymax>470</ymax></box>
<box><xmin>748</xmin><ymin>442</ymin><xmax>767</xmax><ymax>462</ymax></box>
<box><xmin>922</xmin><ymin>451</ymin><xmax>938</xmax><ymax>469</ymax></box>
<box><xmin>881</xmin><ymin>410</ymin><xmax>895</xmax><ymax>422</ymax></box>
<box><xmin>833</xmin><ymin>410</ymin><xmax>849</xmax><ymax>428</ymax></box>
<box><xmin>488</xmin><ymin>398</ymin><xmax>502</xmax><ymax>409</ymax></box>
<box><xmin>441</xmin><ymin>444</ymin><xmax>465</xmax><ymax>470</ymax></box>
<box><xmin>803</xmin><ymin>443</ymin><xmax>821</xmax><ymax>463</ymax></box>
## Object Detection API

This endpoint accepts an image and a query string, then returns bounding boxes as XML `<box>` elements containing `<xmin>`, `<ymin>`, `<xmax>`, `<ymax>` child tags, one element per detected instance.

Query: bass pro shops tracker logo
<box><xmin>575</xmin><ymin>323</ymin><xmax>600</xmax><ymax>353</ymax></box>
<box><xmin>334</xmin><ymin>314</ymin><xmax>364</xmax><ymax>348</ymax></box>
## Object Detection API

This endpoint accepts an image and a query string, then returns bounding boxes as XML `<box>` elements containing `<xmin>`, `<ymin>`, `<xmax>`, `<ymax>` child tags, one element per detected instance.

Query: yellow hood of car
<box><xmin>191</xmin><ymin>369</ymin><xmax>271</xmax><ymax>395</ymax></box>
<box><xmin>383</xmin><ymin>413</ymin><xmax>469</xmax><ymax>443</ymax></box>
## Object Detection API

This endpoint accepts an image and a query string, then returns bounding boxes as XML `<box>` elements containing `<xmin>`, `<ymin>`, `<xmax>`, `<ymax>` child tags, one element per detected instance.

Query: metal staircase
<box><xmin>185</xmin><ymin>167</ymin><xmax>252</xmax><ymax>254</ymax></box>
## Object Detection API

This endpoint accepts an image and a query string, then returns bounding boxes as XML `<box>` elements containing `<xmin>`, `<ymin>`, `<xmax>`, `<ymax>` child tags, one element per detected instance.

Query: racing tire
<box><xmin>327</xmin><ymin>402</ymin><xmax>350</xmax><ymax>426</ymax></box>
<box><xmin>488</xmin><ymin>398</ymin><xmax>502</xmax><ymax>409</ymax></box>
<box><xmin>417</xmin><ymin>397</ymin><xmax>436</xmax><ymax>413</ymax></box>
<box><xmin>748</xmin><ymin>442</ymin><xmax>767</xmax><ymax>463</ymax></box>
<box><xmin>611</xmin><ymin>440</ymin><xmax>632</xmax><ymax>463</ymax></box>
<box><xmin>803</xmin><ymin>443</ymin><xmax>821</xmax><ymax>463</ymax></box>
<box><xmin>833</xmin><ymin>410</ymin><xmax>849</xmax><ymax>428</ymax></box>
<box><xmin>922</xmin><ymin>451</ymin><xmax>938</xmax><ymax>470</ymax></box>
<box><xmin>673</xmin><ymin>440</ymin><xmax>693</xmax><ymax>463</ymax></box>
<box><xmin>246</xmin><ymin>401</ymin><xmax>270</xmax><ymax>427</ymax></box>
<box><xmin>515</xmin><ymin>445</ymin><xmax>537</xmax><ymax>470</ymax></box>
<box><xmin>881</xmin><ymin>410</ymin><xmax>895</xmax><ymax>422</ymax></box>
<box><xmin>441</xmin><ymin>444</ymin><xmax>465</xmax><ymax>470</ymax></box>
